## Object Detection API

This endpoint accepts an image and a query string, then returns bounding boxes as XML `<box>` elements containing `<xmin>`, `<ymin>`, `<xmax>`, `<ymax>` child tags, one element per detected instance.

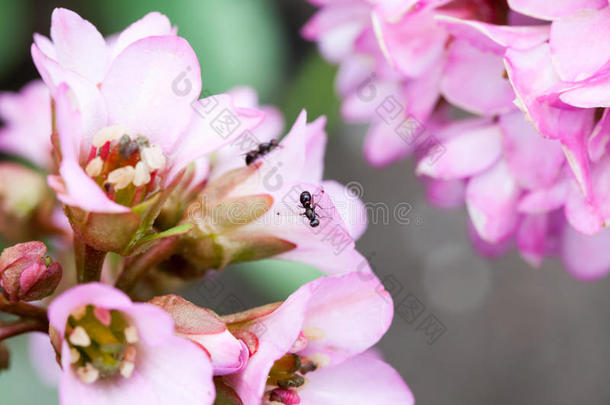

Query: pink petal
<box><xmin>561</xmin><ymin>225</ymin><xmax>610</xmax><ymax>281</ymax></box>
<box><xmin>169</xmin><ymin>94</ymin><xmax>266</xmax><ymax>183</ymax></box>
<box><xmin>500</xmin><ymin>111</ymin><xmax>564</xmax><ymax>190</ymax></box>
<box><xmin>589</xmin><ymin>108</ymin><xmax>610</xmax><ymax>161</ymax></box>
<box><xmin>373</xmin><ymin>9</ymin><xmax>448</xmax><ymax>78</ymax></box>
<box><xmin>298</xmin><ymin>272</ymin><xmax>393</xmax><ymax>367</ymax></box>
<box><xmin>322</xmin><ymin>180</ymin><xmax>368</xmax><ymax>240</ymax></box>
<box><xmin>468</xmin><ymin>220</ymin><xmax>514</xmax><ymax>258</ymax></box>
<box><xmin>517</xmin><ymin>213</ymin><xmax>548</xmax><ymax>267</ymax></box>
<box><xmin>424</xmin><ymin>177</ymin><xmax>466</xmax><ymax>208</ymax></box>
<box><xmin>564</xmin><ymin>157</ymin><xmax>610</xmax><ymax>234</ymax></box>
<box><xmin>298</xmin><ymin>351</ymin><xmax>414</xmax><ymax>405</ymax></box>
<box><xmin>436</xmin><ymin>15</ymin><xmax>550</xmax><ymax>53</ymax></box>
<box><xmin>31</xmin><ymin>43</ymin><xmax>108</xmax><ymax>140</ymax></box>
<box><xmin>101</xmin><ymin>36</ymin><xmax>201</xmax><ymax>151</ymax></box>
<box><xmin>466</xmin><ymin>161</ymin><xmax>520</xmax><ymax>243</ymax></box>
<box><xmin>187</xmin><ymin>331</ymin><xmax>249</xmax><ymax>375</ymax></box>
<box><xmin>416</xmin><ymin>120</ymin><xmax>503</xmax><ymax>180</ymax></box>
<box><xmin>504</xmin><ymin>44</ymin><xmax>595</xmax><ymax>195</ymax></box>
<box><xmin>506</xmin><ymin>0</ymin><xmax>607</xmax><ymax>20</ymax></box>
<box><xmin>550</xmin><ymin>8</ymin><xmax>610</xmax><ymax>82</ymax></box>
<box><xmin>134</xmin><ymin>336</ymin><xmax>215</xmax><ymax>405</ymax></box>
<box><xmin>50</xmin><ymin>8</ymin><xmax>108</xmax><ymax>83</ymax></box>
<box><xmin>559</xmin><ymin>71</ymin><xmax>610</xmax><ymax>108</ymax></box>
<box><xmin>302</xmin><ymin>4</ymin><xmax>369</xmax><ymax>63</ymax></box>
<box><xmin>0</xmin><ymin>81</ymin><xmax>53</xmax><ymax>168</ymax></box>
<box><xmin>225</xmin><ymin>282</ymin><xmax>313</xmax><ymax>405</ymax></box>
<box><xmin>112</xmin><ymin>12</ymin><xmax>174</xmax><ymax>58</ymax></box>
<box><xmin>440</xmin><ymin>39</ymin><xmax>515</xmax><ymax>116</ymax></box>
<box><xmin>518</xmin><ymin>177</ymin><xmax>569</xmax><ymax>213</ymax></box>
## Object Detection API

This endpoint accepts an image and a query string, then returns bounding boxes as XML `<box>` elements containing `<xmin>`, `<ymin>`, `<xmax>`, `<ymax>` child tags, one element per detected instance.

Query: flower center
<box><xmin>84</xmin><ymin>126</ymin><xmax>167</xmax><ymax>206</ymax></box>
<box><xmin>65</xmin><ymin>304</ymin><xmax>138</xmax><ymax>384</ymax></box>
<box><xmin>264</xmin><ymin>353</ymin><xmax>318</xmax><ymax>405</ymax></box>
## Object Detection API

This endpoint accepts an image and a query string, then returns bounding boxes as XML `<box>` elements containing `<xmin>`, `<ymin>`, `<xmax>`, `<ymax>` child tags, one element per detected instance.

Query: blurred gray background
<box><xmin>0</xmin><ymin>1</ymin><xmax>609</xmax><ymax>404</ymax></box>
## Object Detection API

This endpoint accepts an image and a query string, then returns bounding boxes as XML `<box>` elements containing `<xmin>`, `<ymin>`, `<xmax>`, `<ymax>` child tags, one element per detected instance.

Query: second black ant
<box><xmin>245</xmin><ymin>139</ymin><xmax>279</xmax><ymax>165</ymax></box>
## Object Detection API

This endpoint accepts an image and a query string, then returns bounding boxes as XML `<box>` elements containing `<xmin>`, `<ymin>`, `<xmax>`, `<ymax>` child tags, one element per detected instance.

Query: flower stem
<box><xmin>115</xmin><ymin>237</ymin><xmax>179</xmax><ymax>293</ymax></box>
<box><xmin>0</xmin><ymin>296</ymin><xmax>48</xmax><ymax>322</ymax></box>
<box><xmin>0</xmin><ymin>319</ymin><xmax>48</xmax><ymax>341</ymax></box>
<box><xmin>74</xmin><ymin>238</ymin><xmax>106</xmax><ymax>283</ymax></box>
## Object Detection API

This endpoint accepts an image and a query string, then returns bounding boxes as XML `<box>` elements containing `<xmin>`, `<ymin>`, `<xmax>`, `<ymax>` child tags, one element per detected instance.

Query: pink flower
<box><xmin>0</xmin><ymin>81</ymin><xmax>52</xmax><ymax>169</ymax></box>
<box><xmin>48</xmin><ymin>283</ymin><xmax>215</xmax><ymax>405</ymax></box>
<box><xmin>181</xmin><ymin>94</ymin><xmax>369</xmax><ymax>275</ymax></box>
<box><xmin>0</xmin><ymin>241</ymin><xmax>62</xmax><ymax>302</ymax></box>
<box><xmin>32</xmin><ymin>9</ymin><xmax>264</xmax><ymax>252</ymax></box>
<box><xmin>149</xmin><ymin>294</ymin><xmax>249</xmax><ymax>376</ymax></box>
<box><xmin>220</xmin><ymin>271</ymin><xmax>413</xmax><ymax>405</ymax></box>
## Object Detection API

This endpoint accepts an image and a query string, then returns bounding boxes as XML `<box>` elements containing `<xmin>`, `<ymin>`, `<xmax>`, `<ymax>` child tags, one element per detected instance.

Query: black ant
<box><xmin>300</xmin><ymin>190</ymin><xmax>320</xmax><ymax>227</ymax></box>
<box><xmin>245</xmin><ymin>139</ymin><xmax>279</xmax><ymax>165</ymax></box>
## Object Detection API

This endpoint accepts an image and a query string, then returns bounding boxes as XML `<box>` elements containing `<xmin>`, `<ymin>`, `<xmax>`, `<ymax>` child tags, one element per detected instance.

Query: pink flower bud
<box><xmin>0</xmin><ymin>241</ymin><xmax>62</xmax><ymax>302</ymax></box>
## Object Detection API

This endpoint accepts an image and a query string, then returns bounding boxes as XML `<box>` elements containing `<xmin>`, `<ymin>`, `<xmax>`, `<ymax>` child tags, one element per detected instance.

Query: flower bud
<box><xmin>0</xmin><ymin>241</ymin><xmax>62</xmax><ymax>302</ymax></box>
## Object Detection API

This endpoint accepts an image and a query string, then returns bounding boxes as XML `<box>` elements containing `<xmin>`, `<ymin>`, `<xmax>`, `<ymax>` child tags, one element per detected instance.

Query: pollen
<box><xmin>69</xmin><ymin>326</ymin><xmax>91</xmax><ymax>347</ymax></box>
<box><xmin>85</xmin><ymin>157</ymin><xmax>104</xmax><ymax>177</ymax></box>
<box><xmin>93</xmin><ymin>125</ymin><xmax>128</xmax><ymax>148</ymax></box>
<box><xmin>107</xmin><ymin>166</ymin><xmax>135</xmax><ymax>190</ymax></box>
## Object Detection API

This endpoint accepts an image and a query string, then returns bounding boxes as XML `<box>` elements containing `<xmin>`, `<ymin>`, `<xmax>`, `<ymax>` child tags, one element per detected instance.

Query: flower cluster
<box><xmin>303</xmin><ymin>0</ymin><xmax>610</xmax><ymax>281</ymax></box>
<box><xmin>0</xmin><ymin>8</ymin><xmax>412</xmax><ymax>405</ymax></box>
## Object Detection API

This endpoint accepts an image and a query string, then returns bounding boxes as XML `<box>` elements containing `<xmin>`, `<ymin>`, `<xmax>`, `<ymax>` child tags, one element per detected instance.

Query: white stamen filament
<box><xmin>124</xmin><ymin>326</ymin><xmax>139</xmax><ymax>344</ymax></box>
<box><xmin>93</xmin><ymin>125</ymin><xmax>128</xmax><ymax>148</ymax></box>
<box><xmin>76</xmin><ymin>363</ymin><xmax>99</xmax><ymax>384</ymax></box>
<box><xmin>133</xmin><ymin>161</ymin><xmax>151</xmax><ymax>187</ymax></box>
<box><xmin>107</xmin><ymin>166</ymin><xmax>135</xmax><ymax>190</ymax></box>
<box><xmin>69</xmin><ymin>326</ymin><xmax>91</xmax><ymax>347</ymax></box>
<box><xmin>119</xmin><ymin>361</ymin><xmax>135</xmax><ymax>378</ymax></box>
<box><xmin>140</xmin><ymin>144</ymin><xmax>166</xmax><ymax>171</ymax></box>
<box><xmin>85</xmin><ymin>156</ymin><xmax>104</xmax><ymax>177</ymax></box>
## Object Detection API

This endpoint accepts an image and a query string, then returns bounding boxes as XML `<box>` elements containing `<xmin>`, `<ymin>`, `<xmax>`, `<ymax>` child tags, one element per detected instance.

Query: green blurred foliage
<box><xmin>280</xmin><ymin>53</ymin><xmax>341</xmax><ymax>132</ymax></box>
<box><xmin>231</xmin><ymin>259</ymin><xmax>323</xmax><ymax>301</ymax></box>
<box><xmin>0</xmin><ymin>0</ymin><xmax>29</xmax><ymax>78</ymax></box>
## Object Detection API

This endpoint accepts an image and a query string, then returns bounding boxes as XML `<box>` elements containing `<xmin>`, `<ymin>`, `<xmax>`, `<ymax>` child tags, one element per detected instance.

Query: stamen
<box><xmin>119</xmin><ymin>361</ymin><xmax>135</xmax><ymax>378</ymax></box>
<box><xmin>70</xmin><ymin>348</ymin><xmax>81</xmax><ymax>364</ymax></box>
<box><xmin>124</xmin><ymin>326</ymin><xmax>139</xmax><ymax>344</ymax></box>
<box><xmin>107</xmin><ymin>166</ymin><xmax>135</xmax><ymax>190</ymax></box>
<box><xmin>93</xmin><ymin>307</ymin><xmax>111</xmax><ymax>326</ymax></box>
<box><xmin>69</xmin><ymin>326</ymin><xmax>91</xmax><ymax>347</ymax></box>
<box><xmin>76</xmin><ymin>363</ymin><xmax>100</xmax><ymax>384</ymax></box>
<box><xmin>306</xmin><ymin>353</ymin><xmax>329</xmax><ymax>368</ymax></box>
<box><xmin>85</xmin><ymin>157</ymin><xmax>104</xmax><ymax>177</ymax></box>
<box><xmin>133</xmin><ymin>161</ymin><xmax>151</xmax><ymax>187</ymax></box>
<box><xmin>93</xmin><ymin>125</ymin><xmax>128</xmax><ymax>148</ymax></box>
<box><xmin>141</xmin><ymin>144</ymin><xmax>166</xmax><ymax>171</ymax></box>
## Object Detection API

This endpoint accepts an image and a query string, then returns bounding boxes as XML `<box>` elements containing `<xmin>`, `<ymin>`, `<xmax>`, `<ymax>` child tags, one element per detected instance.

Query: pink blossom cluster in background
<box><xmin>0</xmin><ymin>8</ymin><xmax>412</xmax><ymax>405</ymax></box>
<box><xmin>303</xmin><ymin>0</ymin><xmax>610</xmax><ymax>281</ymax></box>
